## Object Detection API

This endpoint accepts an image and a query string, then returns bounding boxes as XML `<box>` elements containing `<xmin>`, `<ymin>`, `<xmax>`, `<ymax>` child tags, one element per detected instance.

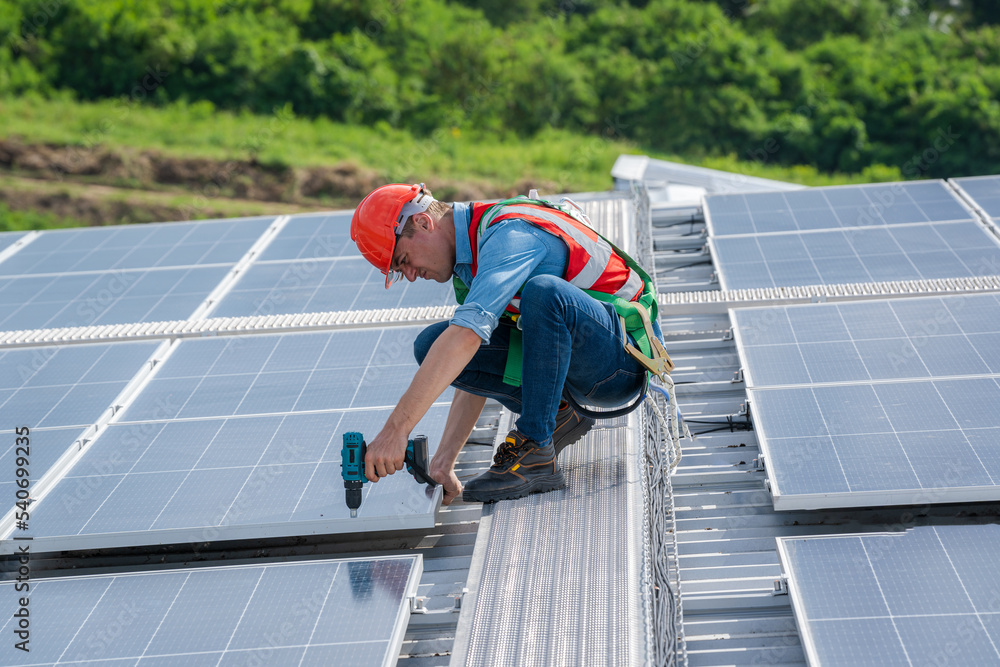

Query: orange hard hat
<box><xmin>351</xmin><ymin>183</ymin><xmax>435</xmax><ymax>288</ymax></box>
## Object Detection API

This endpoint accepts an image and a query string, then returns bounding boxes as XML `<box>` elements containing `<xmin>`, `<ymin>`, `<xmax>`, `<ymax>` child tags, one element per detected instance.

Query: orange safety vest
<box><xmin>454</xmin><ymin>197</ymin><xmax>668</xmax><ymax>388</ymax></box>
<box><xmin>464</xmin><ymin>199</ymin><xmax>646</xmax><ymax>314</ymax></box>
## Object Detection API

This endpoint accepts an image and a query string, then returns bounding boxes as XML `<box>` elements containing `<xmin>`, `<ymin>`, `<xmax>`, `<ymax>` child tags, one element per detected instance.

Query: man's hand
<box><xmin>361</xmin><ymin>325</ymin><xmax>481</xmax><ymax>496</ymax></box>
<box><xmin>364</xmin><ymin>426</ymin><xmax>408</xmax><ymax>482</ymax></box>
<box><xmin>430</xmin><ymin>461</ymin><xmax>463</xmax><ymax>505</ymax></box>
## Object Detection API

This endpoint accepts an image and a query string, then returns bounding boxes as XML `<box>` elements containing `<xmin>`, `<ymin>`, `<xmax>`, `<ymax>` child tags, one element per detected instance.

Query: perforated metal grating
<box><xmin>453</xmin><ymin>414</ymin><xmax>650</xmax><ymax>666</ymax></box>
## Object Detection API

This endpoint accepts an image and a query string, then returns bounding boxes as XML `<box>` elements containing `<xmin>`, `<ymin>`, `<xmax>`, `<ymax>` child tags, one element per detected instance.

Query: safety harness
<box><xmin>452</xmin><ymin>195</ymin><xmax>673</xmax><ymax>390</ymax></box>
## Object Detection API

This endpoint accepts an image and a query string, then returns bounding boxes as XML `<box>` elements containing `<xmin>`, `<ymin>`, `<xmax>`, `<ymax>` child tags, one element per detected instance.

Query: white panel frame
<box><xmin>2</xmin><ymin>485</ymin><xmax>442</xmax><ymax>552</ymax></box>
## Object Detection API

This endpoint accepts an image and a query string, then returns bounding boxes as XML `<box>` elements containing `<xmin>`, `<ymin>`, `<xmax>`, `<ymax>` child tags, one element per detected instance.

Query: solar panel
<box><xmin>0</xmin><ymin>555</ymin><xmax>421</xmax><ymax>666</ymax></box>
<box><xmin>952</xmin><ymin>175</ymin><xmax>1000</xmax><ymax>220</ymax></box>
<box><xmin>777</xmin><ymin>526</ymin><xmax>1000</xmax><ymax>667</ymax></box>
<box><xmin>732</xmin><ymin>293</ymin><xmax>1000</xmax><ymax>388</ymax></box>
<box><xmin>0</xmin><ymin>266</ymin><xmax>233</xmax><ymax>331</ymax></box>
<box><xmin>12</xmin><ymin>327</ymin><xmax>448</xmax><ymax>549</ymax></box>
<box><xmin>0</xmin><ymin>341</ymin><xmax>159</xmax><ymax>496</ymax></box>
<box><xmin>212</xmin><ymin>256</ymin><xmax>455</xmax><ymax>318</ymax></box>
<box><xmin>731</xmin><ymin>294</ymin><xmax>1000</xmax><ymax>510</ymax></box>
<box><xmin>711</xmin><ymin>221</ymin><xmax>1000</xmax><ymax>289</ymax></box>
<box><xmin>748</xmin><ymin>378</ymin><xmax>1000</xmax><ymax>508</ymax></box>
<box><xmin>705</xmin><ymin>180</ymin><xmax>973</xmax><ymax>236</ymax></box>
<box><xmin>257</xmin><ymin>211</ymin><xmax>354</xmax><ymax>261</ymax></box>
<box><xmin>0</xmin><ymin>217</ymin><xmax>275</xmax><ymax>276</ymax></box>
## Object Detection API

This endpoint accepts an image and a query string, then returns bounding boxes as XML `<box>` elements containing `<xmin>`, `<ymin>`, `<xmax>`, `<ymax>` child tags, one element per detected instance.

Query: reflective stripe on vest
<box><xmin>468</xmin><ymin>201</ymin><xmax>644</xmax><ymax>311</ymax></box>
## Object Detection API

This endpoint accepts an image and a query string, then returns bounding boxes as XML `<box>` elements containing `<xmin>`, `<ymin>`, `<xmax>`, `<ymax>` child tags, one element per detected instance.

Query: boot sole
<box><xmin>462</xmin><ymin>472</ymin><xmax>567</xmax><ymax>503</ymax></box>
<box><xmin>553</xmin><ymin>418</ymin><xmax>596</xmax><ymax>456</ymax></box>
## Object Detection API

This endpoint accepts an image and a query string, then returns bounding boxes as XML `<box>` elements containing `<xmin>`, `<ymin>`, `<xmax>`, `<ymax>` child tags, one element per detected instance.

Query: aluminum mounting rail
<box><xmin>0</xmin><ymin>305</ymin><xmax>458</xmax><ymax>348</ymax></box>
<box><xmin>659</xmin><ymin>275</ymin><xmax>1000</xmax><ymax>315</ymax></box>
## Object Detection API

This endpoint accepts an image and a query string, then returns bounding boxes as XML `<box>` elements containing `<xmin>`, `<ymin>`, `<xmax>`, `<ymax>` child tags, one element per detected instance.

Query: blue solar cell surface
<box><xmin>711</xmin><ymin>221</ymin><xmax>1000</xmax><ymax>289</ymax></box>
<box><xmin>706</xmin><ymin>180</ymin><xmax>972</xmax><ymax>236</ymax></box>
<box><xmin>748</xmin><ymin>378</ymin><xmax>1000</xmax><ymax>503</ymax></box>
<box><xmin>779</xmin><ymin>526</ymin><xmax>1000</xmax><ymax>667</ymax></box>
<box><xmin>0</xmin><ymin>265</ymin><xmax>232</xmax><ymax>331</ymax></box>
<box><xmin>733</xmin><ymin>294</ymin><xmax>1000</xmax><ymax>509</ymax></box>
<box><xmin>953</xmin><ymin>175</ymin><xmax>1000</xmax><ymax>220</ymax></box>
<box><xmin>732</xmin><ymin>293</ymin><xmax>1000</xmax><ymax>388</ymax></box>
<box><xmin>18</xmin><ymin>327</ymin><xmax>449</xmax><ymax>547</ymax></box>
<box><xmin>0</xmin><ymin>341</ymin><xmax>158</xmax><ymax>496</ymax></box>
<box><xmin>256</xmin><ymin>212</ymin><xmax>354</xmax><ymax>261</ymax></box>
<box><xmin>212</xmin><ymin>256</ymin><xmax>454</xmax><ymax>317</ymax></box>
<box><xmin>0</xmin><ymin>217</ymin><xmax>274</xmax><ymax>276</ymax></box>
<box><xmin>0</xmin><ymin>556</ymin><xmax>419</xmax><ymax>666</ymax></box>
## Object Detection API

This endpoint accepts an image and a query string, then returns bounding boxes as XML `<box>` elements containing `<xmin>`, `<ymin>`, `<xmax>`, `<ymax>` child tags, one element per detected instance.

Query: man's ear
<box><xmin>413</xmin><ymin>211</ymin><xmax>435</xmax><ymax>231</ymax></box>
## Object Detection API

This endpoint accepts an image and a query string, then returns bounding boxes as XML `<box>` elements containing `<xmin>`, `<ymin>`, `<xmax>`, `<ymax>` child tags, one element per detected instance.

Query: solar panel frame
<box><xmin>951</xmin><ymin>175</ymin><xmax>1000</xmax><ymax>222</ymax></box>
<box><xmin>777</xmin><ymin>526</ymin><xmax>1000</xmax><ymax>667</ymax></box>
<box><xmin>0</xmin><ymin>555</ymin><xmax>422</xmax><ymax>666</ymax></box>
<box><xmin>704</xmin><ymin>179</ymin><xmax>976</xmax><ymax>237</ymax></box>
<box><xmin>0</xmin><ymin>230</ymin><xmax>28</xmax><ymax>257</ymax></box>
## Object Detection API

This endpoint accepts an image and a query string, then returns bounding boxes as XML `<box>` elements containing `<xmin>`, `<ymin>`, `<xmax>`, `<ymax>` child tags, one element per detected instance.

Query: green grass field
<box><xmin>2</xmin><ymin>95</ymin><xmax>902</xmax><ymax>186</ymax></box>
<box><xmin>0</xmin><ymin>94</ymin><xmax>904</xmax><ymax>230</ymax></box>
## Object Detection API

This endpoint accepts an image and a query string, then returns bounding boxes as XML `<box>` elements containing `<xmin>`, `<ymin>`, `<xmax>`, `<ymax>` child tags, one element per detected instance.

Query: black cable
<box><xmin>656</xmin><ymin>217</ymin><xmax>702</xmax><ymax>229</ymax></box>
<box><xmin>683</xmin><ymin>414</ymin><xmax>753</xmax><ymax>434</ymax></box>
<box><xmin>691</xmin><ymin>425</ymin><xmax>744</xmax><ymax>436</ymax></box>
<box><xmin>656</xmin><ymin>259</ymin><xmax>712</xmax><ymax>274</ymax></box>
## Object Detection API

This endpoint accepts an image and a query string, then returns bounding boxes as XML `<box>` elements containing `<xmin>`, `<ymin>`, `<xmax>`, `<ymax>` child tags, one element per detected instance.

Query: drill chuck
<box><xmin>344</xmin><ymin>480</ymin><xmax>363</xmax><ymax>518</ymax></box>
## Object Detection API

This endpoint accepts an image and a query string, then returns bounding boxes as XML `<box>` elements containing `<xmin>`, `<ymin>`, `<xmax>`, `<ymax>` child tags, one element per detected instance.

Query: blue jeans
<box><xmin>414</xmin><ymin>275</ymin><xmax>647</xmax><ymax>447</ymax></box>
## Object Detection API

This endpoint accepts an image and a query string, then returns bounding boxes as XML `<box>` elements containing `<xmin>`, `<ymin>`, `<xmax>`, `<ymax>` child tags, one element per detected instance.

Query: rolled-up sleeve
<box><xmin>451</xmin><ymin>302</ymin><xmax>499</xmax><ymax>341</ymax></box>
<box><xmin>450</xmin><ymin>222</ymin><xmax>557</xmax><ymax>342</ymax></box>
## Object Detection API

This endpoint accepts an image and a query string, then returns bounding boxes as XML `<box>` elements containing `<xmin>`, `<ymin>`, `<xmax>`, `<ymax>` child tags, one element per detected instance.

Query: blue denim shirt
<box><xmin>449</xmin><ymin>201</ymin><xmax>663</xmax><ymax>343</ymax></box>
<box><xmin>450</xmin><ymin>202</ymin><xmax>569</xmax><ymax>341</ymax></box>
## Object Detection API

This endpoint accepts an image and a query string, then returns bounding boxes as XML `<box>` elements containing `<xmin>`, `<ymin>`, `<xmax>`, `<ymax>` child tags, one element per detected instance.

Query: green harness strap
<box><xmin>452</xmin><ymin>266</ymin><xmax>659</xmax><ymax>387</ymax></box>
<box><xmin>453</xmin><ymin>275</ymin><xmax>526</xmax><ymax>385</ymax></box>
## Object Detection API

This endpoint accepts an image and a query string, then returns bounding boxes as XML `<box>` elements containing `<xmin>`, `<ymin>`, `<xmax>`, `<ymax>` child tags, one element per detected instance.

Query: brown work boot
<box><xmin>462</xmin><ymin>430</ymin><xmax>566</xmax><ymax>503</ymax></box>
<box><xmin>552</xmin><ymin>400</ymin><xmax>595</xmax><ymax>455</ymax></box>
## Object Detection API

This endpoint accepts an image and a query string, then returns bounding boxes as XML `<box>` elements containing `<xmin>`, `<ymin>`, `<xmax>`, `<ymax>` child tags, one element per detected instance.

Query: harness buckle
<box><xmin>620</xmin><ymin>308</ymin><xmax>675</xmax><ymax>381</ymax></box>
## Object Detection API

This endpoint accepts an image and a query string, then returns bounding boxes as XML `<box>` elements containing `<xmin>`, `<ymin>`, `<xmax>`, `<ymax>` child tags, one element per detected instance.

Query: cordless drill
<box><xmin>341</xmin><ymin>432</ymin><xmax>437</xmax><ymax>517</ymax></box>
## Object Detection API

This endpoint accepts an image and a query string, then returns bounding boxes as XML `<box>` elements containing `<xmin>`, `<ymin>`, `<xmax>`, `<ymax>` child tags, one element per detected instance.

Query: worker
<box><xmin>350</xmin><ymin>183</ymin><xmax>665</xmax><ymax>505</ymax></box>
